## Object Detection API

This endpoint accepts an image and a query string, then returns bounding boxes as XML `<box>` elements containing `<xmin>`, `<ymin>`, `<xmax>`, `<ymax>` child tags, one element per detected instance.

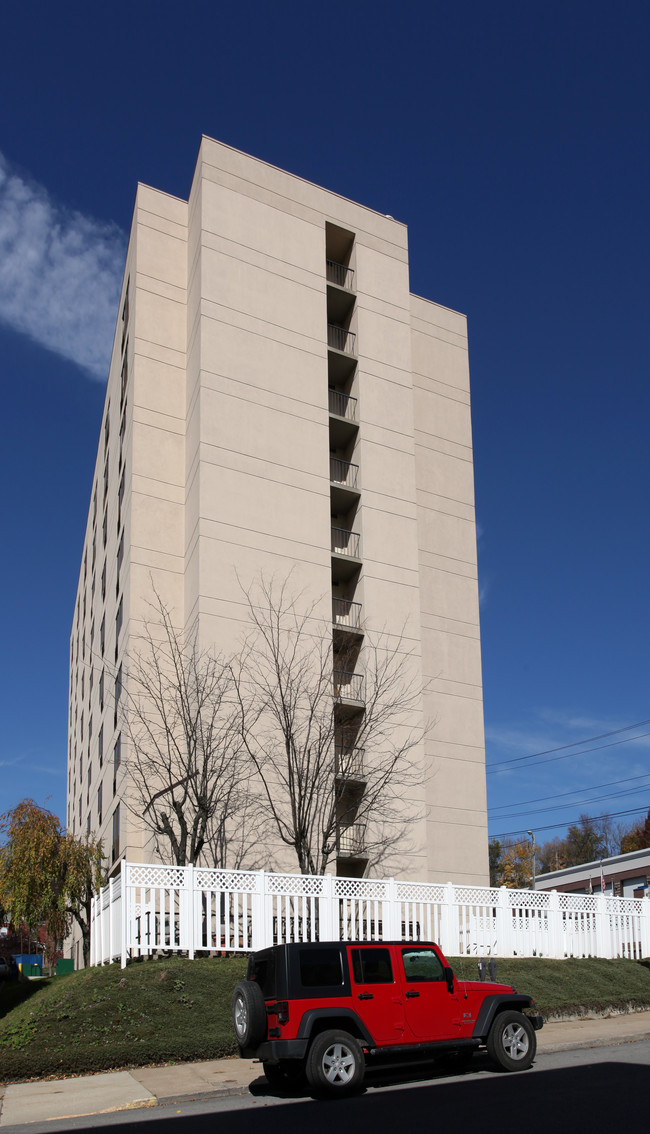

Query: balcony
<box><xmin>328</xmin><ymin>389</ymin><xmax>358</xmax><ymax>448</ymax></box>
<box><xmin>335</xmin><ymin>746</ymin><xmax>365</xmax><ymax>782</ymax></box>
<box><xmin>330</xmin><ymin>457</ymin><xmax>360</xmax><ymax>513</ymax></box>
<box><xmin>337</xmin><ymin>822</ymin><xmax>367</xmax><ymax>857</ymax></box>
<box><xmin>327</xmin><ymin>324</ymin><xmax>356</xmax><ymax>355</ymax></box>
<box><xmin>328</xmin><ymin>389</ymin><xmax>357</xmax><ymax>421</ymax></box>
<box><xmin>332</xmin><ymin>597</ymin><xmax>362</xmax><ymax>634</ymax></box>
<box><xmin>331</xmin><ymin>526</ymin><xmax>360</xmax><ymax>558</ymax></box>
<box><xmin>326</xmin><ymin>260</ymin><xmax>355</xmax><ymax>290</ymax></box>
<box><xmin>333</xmin><ymin>669</ymin><xmax>364</xmax><ymax>704</ymax></box>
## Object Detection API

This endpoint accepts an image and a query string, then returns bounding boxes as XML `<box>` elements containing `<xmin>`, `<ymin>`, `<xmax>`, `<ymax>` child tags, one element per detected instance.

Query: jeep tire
<box><xmin>486</xmin><ymin>1010</ymin><xmax>536</xmax><ymax>1071</ymax></box>
<box><xmin>232</xmin><ymin>980</ymin><xmax>266</xmax><ymax>1049</ymax></box>
<box><xmin>306</xmin><ymin>1030</ymin><xmax>365</xmax><ymax>1096</ymax></box>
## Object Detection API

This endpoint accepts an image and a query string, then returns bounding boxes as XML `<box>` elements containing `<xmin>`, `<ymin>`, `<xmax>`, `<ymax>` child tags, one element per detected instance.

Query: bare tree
<box><xmin>121</xmin><ymin>596</ymin><xmax>249</xmax><ymax>867</ymax></box>
<box><xmin>233</xmin><ymin>575</ymin><xmax>429</xmax><ymax>876</ymax></box>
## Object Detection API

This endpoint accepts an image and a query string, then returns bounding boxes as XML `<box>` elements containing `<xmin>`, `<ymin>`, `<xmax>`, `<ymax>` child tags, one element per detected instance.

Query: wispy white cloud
<box><xmin>0</xmin><ymin>153</ymin><xmax>127</xmax><ymax>380</ymax></box>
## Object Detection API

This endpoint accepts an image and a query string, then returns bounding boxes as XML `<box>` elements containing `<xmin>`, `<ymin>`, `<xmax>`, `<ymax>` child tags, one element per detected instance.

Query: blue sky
<box><xmin>1</xmin><ymin>0</ymin><xmax>648</xmax><ymax>853</ymax></box>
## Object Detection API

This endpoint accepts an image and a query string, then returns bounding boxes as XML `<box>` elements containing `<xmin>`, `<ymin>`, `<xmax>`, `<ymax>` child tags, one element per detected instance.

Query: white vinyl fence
<box><xmin>91</xmin><ymin>862</ymin><xmax>650</xmax><ymax>968</ymax></box>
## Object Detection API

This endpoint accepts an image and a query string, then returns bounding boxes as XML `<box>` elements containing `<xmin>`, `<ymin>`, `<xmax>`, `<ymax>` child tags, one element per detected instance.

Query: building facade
<box><xmin>67</xmin><ymin>138</ymin><xmax>488</xmax><ymax>890</ymax></box>
<box><xmin>535</xmin><ymin>847</ymin><xmax>650</xmax><ymax>898</ymax></box>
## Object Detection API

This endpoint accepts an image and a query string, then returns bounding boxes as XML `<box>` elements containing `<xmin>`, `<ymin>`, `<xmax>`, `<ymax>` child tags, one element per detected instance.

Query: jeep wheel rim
<box><xmin>234</xmin><ymin>995</ymin><xmax>247</xmax><ymax>1039</ymax></box>
<box><xmin>322</xmin><ymin>1042</ymin><xmax>356</xmax><ymax>1084</ymax></box>
<box><xmin>502</xmin><ymin>1022</ymin><xmax>529</xmax><ymax>1060</ymax></box>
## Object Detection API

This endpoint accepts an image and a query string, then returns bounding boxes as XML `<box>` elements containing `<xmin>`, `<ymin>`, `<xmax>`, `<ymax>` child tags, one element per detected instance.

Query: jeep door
<box><xmin>399</xmin><ymin>946</ymin><xmax>458</xmax><ymax>1040</ymax></box>
<box><xmin>347</xmin><ymin>946</ymin><xmax>406</xmax><ymax>1045</ymax></box>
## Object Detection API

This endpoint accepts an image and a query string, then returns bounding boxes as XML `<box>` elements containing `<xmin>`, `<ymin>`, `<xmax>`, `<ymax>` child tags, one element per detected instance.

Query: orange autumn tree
<box><xmin>0</xmin><ymin>800</ymin><xmax>104</xmax><ymax>967</ymax></box>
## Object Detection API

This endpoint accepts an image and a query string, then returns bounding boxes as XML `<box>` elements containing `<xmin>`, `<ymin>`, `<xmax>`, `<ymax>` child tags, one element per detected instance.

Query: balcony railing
<box><xmin>332</xmin><ymin>598</ymin><xmax>362</xmax><ymax>631</ymax></box>
<box><xmin>337</xmin><ymin>823</ymin><xmax>367</xmax><ymax>856</ymax></box>
<box><xmin>330</xmin><ymin>457</ymin><xmax>359</xmax><ymax>490</ymax></box>
<box><xmin>328</xmin><ymin>389</ymin><xmax>358</xmax><ymax>421</ymax></box>
<box><xmin>331</xmin><ymin>526</ymin><xmax>360</xmax><ymax>558</ymax></box>
<box><xmin>335</xmin><ymin>746</ymin><xmax>365</xmax><ymax>780</ymax></box>
<box><xmin>327</xmin><ymin>324</ymin><xmax>356</xmax><ymax>355</ymax></box>
<box><xmin>326</xmin><ymin>260</ymin><xmax>355</xmax><ymax>290</ymax></box>
<box><xmin>333</xmin><ymin>670</ymin><xmax>365</xmax><ymax>702</ymax></box>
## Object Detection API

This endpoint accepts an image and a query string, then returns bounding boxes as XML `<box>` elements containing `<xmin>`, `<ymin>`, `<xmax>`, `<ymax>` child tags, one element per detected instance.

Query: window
<box><xmin>119</xmin><ymin>410</ymin><xmax>126</xmax><ymax>465</ymax></box>
<box><xmin>97</xmin><ymin>783</ymin><xmax>103</xmax><ymax>826</ymax></box>
<box><xmin>99</xmin><ymin>668</ymin><xmax>105</xmax><ymax>711</ymax></box>
<box><xmin>90</xmin><ymin>620</ymin><xmax>95</xmax><ymax>656</ymax></box>
<box><xmin>112</xmin><ymin>804</ymin><xmax>121</xmax><ymax>863</ymax></box>
<box><xmin>115</xmin><ymin>598</ymin><xmax>123</xmax><ymax>658</ymax></box>
<box><xmin>98</xmin><ymin>724</ymin><xmax>103</xmax><ymax>768</ymax></box>
<box><xmin>120</xmin><ymin>352</ymin><xmax>128</xmax><ymax>407</ymax></box>
<box><xmin>88</xmin><ymin>760</ymin><xmax>92</xmax><ymax>787</ymax></box>
<box><xmin>81</xmin><ymin>669</ymin><xmax>85</xmax><ymax>700</ymax></box>
<box><xmin>117</xmin><ymin>468</ymin><xmax>125</xmax><ymax>531</ymax></box>
<box><xmin>91</xmin><ymin>536</ymin><xmax>96</xmax><ymax>571</ymax></box>
<box><xmin>89</xmin><ymin>666</ymin><xmax>94</xmax><ymax>698</ymax></box>
<box><xmin>100</xmin><ymin>616</ymin><xmax>105</xmax><ymax>656</ymax></box>
<box><xmin>83</xmin><ymin>551</ymin><xmax>87</xmax><ymax>581</ymax></box>
<box><xmin>298</xmin><ymin>947</ymin><xmax>344</xmax><ymax>989</ymax></box>
<box><xmin>102</xmin><ymin>507</ymin><xmax>108</xmax><ymax>549</ymax></box>
<box><xmin>114</xmin><ymin>664</ymin><xmax>122</xmax><ymax>726</ymax></box>
<box><xmin>104</xmin><ymin>402</ymin><xmax>110</xmax><ymax>453</ymax></box>
<box><xmin>401</xmin><ymin>948</ymin><xmax>446</xmax><ymax>983</ymax></box>
<box><xmin>87</xmin><ymin>814</ymin><xmax>91</xmax><ymax>835</ymax></box>
<box><xmin>92</xmin><ymin>485</ymin><xmax>97</xmax><ymax>526</ymax></box>
<box><xmin>117</xmin><ymin>531</ymin><xmax>124</xmax><ymax>579</ymax></box>
<box><xmin>80</xmin><ymin>712</ymin><xmax>84</xmax><ymax>742</ymax></box>
<box><xmin>351</xmin><ymin>948</ymin><xmax>394</xmax><ymax>984</ymax></box>
<box><xmin>88</xmin><ymin>713</ymin><xmax>93</xmax><ymax>742</ymax></box>
<box><xmin>101</xmin><ymin>560</ymin><xmax>106</xmax><ymax>602</ymax></box>
<box><xmin>113</xmin><ymin>734</ymin><xmax>121</xmax><ymax>794</ymax></box>
<box><xmin>103</xmin><ymin>454</ymin><xmax>109</xmax><ymax>505</ymax></box>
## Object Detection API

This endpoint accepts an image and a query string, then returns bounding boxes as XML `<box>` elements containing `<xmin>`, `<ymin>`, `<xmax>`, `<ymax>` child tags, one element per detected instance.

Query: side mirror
<box><xmin>444</xmin><ymin>965</ymin><xmax>454</xmax><ymax>994</ymax></box>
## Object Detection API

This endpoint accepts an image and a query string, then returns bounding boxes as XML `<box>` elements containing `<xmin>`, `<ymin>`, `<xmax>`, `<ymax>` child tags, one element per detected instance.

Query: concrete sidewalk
<box><xmin>1</xmin><ymin>1012</ymin><xmax>649</xmax><ymax>1127</ymax></box>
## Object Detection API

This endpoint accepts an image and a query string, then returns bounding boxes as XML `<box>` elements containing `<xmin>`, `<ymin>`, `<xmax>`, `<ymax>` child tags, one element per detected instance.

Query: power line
<box><xmin>490</xmin><ymin>802</ymin><xmax>649</xmax><ymax>841</ymax></box>
<box><xmin>489</xmin><ymin>782</ymin><xmax>650</xmax><ymax>823</ymax></box>
<box><xmin>486</xmin><ymin>729</ymin><xmax>650</xmax><ymax>775</ymax></box>
<box><xmin>489</xmin><ymin>771</ymin><xmax>650</xmax><ymax>813</ymax></box>
<box><xmin>486</xmin><ymin>717</ymin><xmax>650</xmax><ymax>772</ymax></box>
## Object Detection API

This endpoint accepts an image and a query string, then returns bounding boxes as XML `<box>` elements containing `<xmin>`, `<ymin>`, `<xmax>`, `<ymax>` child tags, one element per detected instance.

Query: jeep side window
<box><xmin>401</xmin><ymin>948</ymin><xmax>445</xmax><ymax>982</ymax></box>
<box><xmin>299</xmin><ymin>947</ymin><xmax>344</xmax><ymax>988</ymax></box>
<box><xmin>351</xmin><ymin>947</ymin><xmax>394</xmax><ymax>984</ymax></box>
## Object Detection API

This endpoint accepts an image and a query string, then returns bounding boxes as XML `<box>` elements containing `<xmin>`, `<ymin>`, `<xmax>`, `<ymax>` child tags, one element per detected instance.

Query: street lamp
<box><xmin>527</xmin><ymin>830</ymin><xmax>536</xmax><ymax>891</ymax></box>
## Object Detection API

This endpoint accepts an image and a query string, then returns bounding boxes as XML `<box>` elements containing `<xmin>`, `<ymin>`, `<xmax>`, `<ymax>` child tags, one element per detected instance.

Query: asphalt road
<box><xmin>5</xmin><ymin>1040</ymin><xmax>649</xmax><ymax>1134</ymax></box>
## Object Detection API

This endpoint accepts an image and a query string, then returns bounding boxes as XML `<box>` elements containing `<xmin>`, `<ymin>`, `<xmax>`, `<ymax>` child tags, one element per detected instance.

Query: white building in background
<box><xmin>67</xmin><ymin>138</ymin><xmax>488</xmax><ymax>894</ymax></box>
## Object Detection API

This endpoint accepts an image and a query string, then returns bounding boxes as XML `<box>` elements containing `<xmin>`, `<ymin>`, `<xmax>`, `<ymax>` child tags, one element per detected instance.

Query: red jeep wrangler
<box><xmin>232</xmin><ymin>940</ymin><xmax>542</xmax><ymax>1095</ymax></box>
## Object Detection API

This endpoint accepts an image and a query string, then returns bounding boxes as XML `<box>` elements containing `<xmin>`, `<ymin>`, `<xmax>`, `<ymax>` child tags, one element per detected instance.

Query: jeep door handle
<box><xmin>358</xmin><ymin>992</ymin><xmax>374</xmax><ymax>1000</ymax></box>
<box><xmin>405</xmin><ymin>990</ymin><xmax>420</xmax><ymax>998</ymax></box>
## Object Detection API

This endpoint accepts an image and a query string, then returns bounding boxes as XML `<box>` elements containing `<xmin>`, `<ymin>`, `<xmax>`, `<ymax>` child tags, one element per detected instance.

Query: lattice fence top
<box><xmin>506</xmin><ymin>890</ymin><xmax>552</xmax><ymax>911</ymax></box>
<box><xmin>336</xmin><ymin>878</ymin><xmax>388</xmax><ymax>900</ymax></box>
<box><xmin>126</xmin><ymin>865</ymin><xmax>188</xmax><ymax>888</ymax></box>
<box><xmin>454</xmin><ymin>886</ymin><xmax>503</xmax><ymax>906</ymax></box>
<box><xmin>396</xmin><ymin>882</ymin><xmax>445</xmax><ymax>903</ymax></box>
<box><xmin>194</xmin><ymin>869</ymin><xmax>259</xmax><ymax>891</ymax></box>
<box><xmin>560</xmin><ymin>892</ymin><xmax>597</xmax><ymax>912</ymax></box>
<box><xmin>265</xmin><ymin>873</ymin><xmax>325</xmax><ymax>896</ymax></box>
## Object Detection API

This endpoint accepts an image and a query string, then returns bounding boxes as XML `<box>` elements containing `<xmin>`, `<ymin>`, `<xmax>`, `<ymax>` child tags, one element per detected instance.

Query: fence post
<box><xmin>252</xmin><ymin>870</ymin><xmax>266</xmax><ymax>950</ymax></box>
<box><xmin>496</xmin><ymin>887</ymin><xmax>511</xmax><ymax>957</ymax></box>
<box><xmin>384</xmin><ymin>878</ymin><xmax>400</xmax><ymax>940</ymax></box>
<box><xmin>120</xmin><ymin>860</ymin><xmax>128</xmax><ymax>969</ymax></box>
<box><xmin>108</xmin><ymin>877</ymin><xmax>115</xmax><ymax>966</ymax></box>
<box><xmin>641</xmin><ymin>896</ymin><xmax>650</xmax><ymax>959</ymax></box>
<box><xmin>595</xmin><ymin>892</ymin><xmax>610</xmax><ymax>958</ymax></box>
<box><xmin>186</xmin><ymin>864</ymin><xmax>195</xmax><ymax>960</ymax></box>
<box><xmin>547</xmin><ymin>890</ymin><xmax>561</xmax><ymax>958</ymax></box>
<box><xmin>320</xmin><ymin>874</ymin><xmax>336</xmax><ymax>941</ymax></box>
<box><xmin>439</xmin><ymin>882</ymin><xmax>455</xmax><ymax>956</ymax></box>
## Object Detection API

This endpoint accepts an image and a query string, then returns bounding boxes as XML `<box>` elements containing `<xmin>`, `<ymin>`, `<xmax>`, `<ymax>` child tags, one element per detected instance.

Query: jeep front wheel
<box><xmin>306</xmin><ymin>1030</ymin><xmax>364</xmax><ymax>1096</ymax></box>
<box><xmin>231</xmin><ymin>981</ymin><xmax>266</xmax><ymax>1049</ymax></box>
<box><xmin>486</xmin><ymin>1011</ymin><xmax>536</xmax><ymax>1071</ymax></box>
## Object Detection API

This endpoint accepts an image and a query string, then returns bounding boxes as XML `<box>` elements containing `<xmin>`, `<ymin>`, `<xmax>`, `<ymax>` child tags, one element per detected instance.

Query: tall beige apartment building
<box><xmin>67</xmin><ymin>138</ymin><xmax>488</xmax><ymax>887</ymax></box>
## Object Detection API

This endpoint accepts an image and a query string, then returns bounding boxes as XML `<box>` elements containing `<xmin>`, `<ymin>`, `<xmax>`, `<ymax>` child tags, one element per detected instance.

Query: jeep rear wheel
<box><xmin>486</xmin><ymin>1010</ymin><xmax>536</xmax><ymax>1071</ymax></box>
<box><xmin>231</xmin><ymin>981</ymin><xmax>266</xmax><ymax>1049</ymax></box>
<box><xmin>306</xmin><ymin>1030</ymin><xmax>364</xmax><ymax>1096</ymax></box>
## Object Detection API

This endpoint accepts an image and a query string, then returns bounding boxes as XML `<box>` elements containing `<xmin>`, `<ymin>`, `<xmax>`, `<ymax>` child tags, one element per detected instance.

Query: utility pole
<box><xmin>527</xmin><ymin>830</ymin><xmax>536</xmax><ymax>890</ymax></box>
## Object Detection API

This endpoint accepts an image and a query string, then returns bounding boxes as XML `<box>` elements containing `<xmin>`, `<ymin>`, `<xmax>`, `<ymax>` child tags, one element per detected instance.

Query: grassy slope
<box><xmin>1</xmin><ymin>954</ymin><xmax>649</xmax><ymax>1082</ymax></box>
